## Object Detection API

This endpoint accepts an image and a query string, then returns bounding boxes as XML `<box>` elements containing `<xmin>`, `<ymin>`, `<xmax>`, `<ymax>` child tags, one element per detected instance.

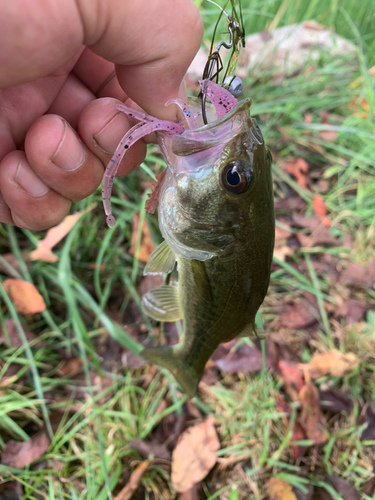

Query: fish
<box><xmin>102</xmin><ymin>79</ymin><xmax>275</xmax><ymax>397</ymax></box>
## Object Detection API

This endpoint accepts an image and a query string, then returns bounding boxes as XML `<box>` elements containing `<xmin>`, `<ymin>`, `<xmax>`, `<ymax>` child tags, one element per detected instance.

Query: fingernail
<box><xmin>14</xmin><ymin>155</ymin><xmax>50</xmax><ymax>197</ymax></box>
<box><xmin>93</xmin><ymin>112</ymin><xmax>130</xmax><ymax>154</ymax></box>
<box><xmin>51</xmin><ymin>118</ymin><xmax>85</xmax><ymax>171</ymax></box>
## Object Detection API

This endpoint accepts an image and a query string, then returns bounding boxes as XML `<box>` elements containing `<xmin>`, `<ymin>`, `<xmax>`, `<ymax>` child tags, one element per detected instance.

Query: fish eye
<box><xmin>221</xmin><ymin>160</ymin><xmax>254</xmax><ymax>195</ymax></box>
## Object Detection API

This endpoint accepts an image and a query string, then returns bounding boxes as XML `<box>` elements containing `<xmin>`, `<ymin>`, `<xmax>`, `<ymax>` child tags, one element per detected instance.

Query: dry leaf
<box><xmin>326</xmin><ymin>476</ymin><xmax>360</xmax><ymax>500</ymax></box>
<box><xmin>212</xmin><ymin>341</ymin><xmax>270</xmax><ymax>373</ymax></box>
<box><xmin>114</xmin><ymin>460</ymin><xmax>150</xmax><ymax>500</ymax></box>
<box><xmin>0</xmin><ymin>481</ymin><xmax>23</xmax><ymax>500</ymax></box>
<box><xmin>319</xmin><ymin>112</ymin><xmax>338</xmax><ymax>142</ymax></box>
<box><xmin>278</xmin><ymin>360</ymin><xmax>305</xmax><ymax>401</ymax></box>
<box><xmin>339</xmin><ymin>259</ymin><xmax>375</xmax><ymax>289</ymax></box>
<box><xmin>280</xmin><ymin>300</ymin><xmax>318</xmax><ymax>329</ymax></box>
<box><xmin>171</xmin><ymin>416</ymin><xmax>220</xmax><ymax>493</ymax></box>
<box><xmin>301</xmin><ymin>349</ymin><xmax>358</xmax><ymax>379</ymax></box>
<box><xmin>299</xmin><ymin>376</ymin><xmax>327</xmax><ymax>445</ymax></box>
<box><xmin>3</xmin><ymin>279</ymin><xmax>46</xmax><ymax>315</ymax></box>
<box><xmin>285</xmin><ymin>158</ymin><xmax>309</xmax><ymax>188</ymax></box>
<box><xmin>129</xmin><ymin>213</ymin><xmax>155</xmax><ymax>263</ymax></box>
<box><xmin>267</xmin><ymin>478</ymin><xmax>297</xmax><ymax>500</ymax></box>
<box><xmin>276</xmin><ymin>395</ymin><xmax>307</xmax><ymax>460</ymax></box>
<box><xmin>1</xmin><ymin>430</ymin><xmax>50</xmax><ymax>468</ymax></box>
<box><xmin>58</xmin><ymin>358</ymin><xmax>83</xmax><ymax>377</ymax></box>
<box><xmin>30</xmin><ymin>203</ymin><xmax>96</xmax><ymax>262</ymax></box>
<box><xmin>130</xmin><ymin>438</ymin><xmax>171</xmax><ymax>460</ymax></box>
<box><xmin>313</xmin><ymin>194</ymin><xmax>330</xmax><ymax>227</ymax></box>
<box><xmin>0</xmin><ymin>318</ymin><xmax>41</xmax><ymax>348</ymax></box>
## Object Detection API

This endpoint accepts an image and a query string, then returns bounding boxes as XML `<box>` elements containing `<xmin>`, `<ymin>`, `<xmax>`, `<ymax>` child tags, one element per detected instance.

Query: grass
<box><xmin>1</xmin><ymin>1</ymin><xmax>375</xmax><ymax>498</ymax></box>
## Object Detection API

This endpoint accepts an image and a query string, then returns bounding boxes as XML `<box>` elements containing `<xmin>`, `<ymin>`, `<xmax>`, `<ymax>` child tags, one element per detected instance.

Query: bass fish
<box><xmin>102</xmin><ymin>80</ymin><xmax>275</xmax><ymax>397</ymax></box>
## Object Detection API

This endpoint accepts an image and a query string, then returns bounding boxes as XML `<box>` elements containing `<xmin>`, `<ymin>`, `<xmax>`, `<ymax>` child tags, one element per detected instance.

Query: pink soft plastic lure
<box><xmin>102</xmin><ymin>79</ymin><xmax>238</xmax><ymax>227</ymax></box>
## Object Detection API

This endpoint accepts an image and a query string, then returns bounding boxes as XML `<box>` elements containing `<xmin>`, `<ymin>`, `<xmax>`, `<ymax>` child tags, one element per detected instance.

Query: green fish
<box><xmin>102</xmin><ymin>78</ymin><xmax>274</xmax><ymax>397</ymax></box>
<box><xmin>140</xmin><ymin>81</ymin><xmax>274</xmax><ymax>397</ymax></box>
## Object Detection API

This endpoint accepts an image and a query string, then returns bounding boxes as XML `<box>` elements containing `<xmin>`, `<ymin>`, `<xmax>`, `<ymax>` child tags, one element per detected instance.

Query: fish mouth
<box><xmin>171</xmin><ymin>98</ymin><xmax>252</xmax><ymax>157</ymax></box>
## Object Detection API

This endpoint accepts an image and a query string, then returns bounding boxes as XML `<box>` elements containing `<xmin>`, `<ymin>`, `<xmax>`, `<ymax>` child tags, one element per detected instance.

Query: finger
<box><xmin>78</xmin><ymin>98</ymin><xmax>147</xmax><ymax>176</ymax></box>
<box><xmin>47</xmin><ymin>73</ymin><xmax>95</xmax><ymax>129</ymax></box>
<box><xmin>24</xmin><ymin>114</ymin><xmax>105</xmax><ymax>201</ymax></box>
<box><xmin>0</xmin><ymin>152</ymin><xmax>71</xmax><ymax>230</ymax></box>
<box><xmin>73</xmin><ymin>48</ymin><xmax>126</xmax><ymax>100</ymax></box>
<box><xmin>1</xmin><ymin>0</ymin><xmax>202</xmax><ymax>120</ymax></box>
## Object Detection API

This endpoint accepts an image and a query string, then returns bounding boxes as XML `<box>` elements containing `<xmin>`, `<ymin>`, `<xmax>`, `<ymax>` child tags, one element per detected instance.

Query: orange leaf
<box><xmin>313</xmin><ymin>194</ymin><xmax>330</xmax><ymax>227</ymax></box>
<box><xmin>3</xmin><ymin>279</ymin><xmax>46</xmax><ymax>315</ymax></box>
<box><xmin>285</xmin><ymin>158</ymin><xmax>309</xmax><ymax>188</ymax></box>
<box><xmin>113</xmin><ymin>460</ymin><xmax>150</xmax><ymax>500</ymax></box>
<box><xmin>30</xmin><ymin>203</ymin><xmax>96</xmax><ymax>262</ymax></box>
<box><xmin>172</xmin><ymin>416</ymin><xmax>220</xmax><ymax>493</ymax></box>
<box><xmin>267</xmin><ymin>478</ymin><xmax>297</xmax><ymax>500</ymax></box>
<box><xmin>299</xmin><ymin>375</ymin><xmax>327</xmax><ymax>445</ymax></box>
<box><xmin>300</xmin><ymin>349</ymin><xmax>358</xmax><ymax>379</ymax></box>
<box><xmin>129</xmin><ymin>214</ymin><xmax>155</xmax><ymax>263</ymax></box>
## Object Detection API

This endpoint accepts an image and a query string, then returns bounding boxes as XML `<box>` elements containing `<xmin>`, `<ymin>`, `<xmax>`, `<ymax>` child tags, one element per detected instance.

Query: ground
<box><xmin>0</xmin><ymin>1</ymin><xmax>375</xmax><ymax>499</ymax></box>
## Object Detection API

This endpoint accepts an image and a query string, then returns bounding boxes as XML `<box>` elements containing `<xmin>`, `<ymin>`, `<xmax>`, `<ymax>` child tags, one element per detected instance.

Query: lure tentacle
<box><xmin>102</xmin><ymin>104</ymin><xmax>185</xmax><ymax>227</ymax></box>
<box><xmin>165</xmin><ymin>98</ymin><xmax>199</xmax><ymax>129</ymax></box>
<box><xmin>199</xmin><ymin>79</ymin><xmax>238</xmax><ymax>119</ymax></box>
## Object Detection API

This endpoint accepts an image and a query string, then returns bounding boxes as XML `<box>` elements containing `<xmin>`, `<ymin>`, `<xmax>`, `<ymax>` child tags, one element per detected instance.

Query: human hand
<box><xmin>0</xmin><ymin>0</ymin><xmax>202</xmax><ymax>230</ymax></box>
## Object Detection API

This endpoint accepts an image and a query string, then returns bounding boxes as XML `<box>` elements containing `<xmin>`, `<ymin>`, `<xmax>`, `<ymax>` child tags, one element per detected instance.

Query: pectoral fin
<box><xmin>142</xmin><ymin>282</ymin><xmax>182</xmax><ymax>321</ymax></box>
<box><xmin>144</xmin><ymin>240</ymin><xmax>176</xmax><ymax>276</ymax></box>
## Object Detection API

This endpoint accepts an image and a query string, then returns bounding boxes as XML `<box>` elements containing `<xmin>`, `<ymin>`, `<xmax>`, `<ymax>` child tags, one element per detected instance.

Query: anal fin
<box><xmin>142</xmin><ymin>282</ymin><xmax>182</xmax><ymax>322</ymax></box>
<box><xmin>144</xmin><ymin>240</ymin><xmax>176</xmax><ymax>276</ymax></box>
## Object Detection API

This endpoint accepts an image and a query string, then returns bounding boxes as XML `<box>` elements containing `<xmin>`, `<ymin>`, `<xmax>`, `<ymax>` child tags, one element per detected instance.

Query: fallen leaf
<box><xmin>267</xmin><ymin>478</ymin><xmax>297</xmax><ymax>500</ymax></box>
<box><xmin>277</xmin><ymin>360</ymin><xmax>305</xmax><ymax>400</ymax></box>
<box><xmin>319</xmin><ymin>112</ymin><xmax>338</xmax><ymax>142</ymax></box>
<box><xmin>3</xmin><ymin>279</ymin><xmax>46</xmax><ymax>315</ymax></box>
<box><xmin>326</xmin><ymin>476</ymin><xmax>360</xmax><ymax>500</ymax></box>
<box><xmin>360</xmin><ymin>404</ymin><xmax>375</xmax><ymax>441</ymax></box>
<box><xmin>299</xmin><ymin>376</ymin><xmax>327</xmax><ymax>445</ymax></box>
<box><xmin>30</xmin><ymin>203</ymin><xmax>96</xmax><ymax>262</ymax></box>
<box><xmin>0</xmin><ymin>481</ymin><xmax>23</xmax><ymax>500</ymax></box>
<box><xmin>0</xmin><ymin>253</ymin><xmax>23</xmax><ymax>277</ymax></box>
<box><xmin>274</xmin><ymin>196</ymin><xmax>307</xmax><ymax>212</ymax></box>
<box><xmin>180</xmin><ymin>484</ymin><xmax>201</xmax><ymax>500</ymax></box>
<box><xmin>171</xmin><ymin>416</ymin><xmax>220</xmax><ymax>493</ymax></box>
<box><xmin>313</xmin><ymin>195</ymin><xmax>330</xmax><ymax>227</ymax></box>
<box><xmin>130</xmin><ymin>438</ymin><xmax>171</xmax><ymax>461</ymax></box>
<box><xmin>280</xmin><ymin>301</ymin><xmax>318</xmax><ymax>330</ymax></box>
<box><xmin>212</xmin><ymin>341</ymin><xmax>270</xmax><ymax>373</ymax></box>
<box><xmin>0</xmin><ymin>319</ymin><xmax>41</xmax><ymax>348</ymax></box>
<box><xmin>58</xmin><ymin>358</ymin><xmax>83</xmax><ymax>377</ymax></box>
<box><xmin>276</xmin><ymin>395</ymin><xmax>307</xmax><ymax>460</ymax></box>
<box><xmin>2</xmin><ymin>429</ymin><xmax>51</xmax><ymax>468</ymax></box>
<box><xmin>320</xmin><ymin>389</ymin><xmax>353</xmax><ymax>413</ymax></box>
<box><xmin>339</xmin><ymin>259</ymin><xmax>375</xmax><ymax>289</ymax></box>
<box><xmin>301</xmin><ymin>349</ymin><xmax>358</xmax><ymax>379</ymax></box>
<box><xmin>293</xmin><ymin>484</ymin><xmax>314</xmax><ymax>500</ymax></box>
<box><xmin>113</xmin><ymin>460</ymin><xmax>150</xmax><ymax>500</ymax></box>
<box><xmin>362</xmin><ymin>463</ymin><xmax>375</xmax><ymax>497</ymax></box>
<box><xmin>285</xmin><ymin>158</ymin><xmax>309</xmax><ymax>188</ymax></box>
<box><xmin>129</xmin><ymin>213</ymin><xmax>155</xmax><ymax>263</ymax></box>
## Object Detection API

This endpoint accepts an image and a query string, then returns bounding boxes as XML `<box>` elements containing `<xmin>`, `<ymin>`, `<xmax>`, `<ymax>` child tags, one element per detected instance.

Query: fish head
<box><xmin>158</xmin><ymin>98</ymin><xmax>274</xmax><ymax>261</ymax></box>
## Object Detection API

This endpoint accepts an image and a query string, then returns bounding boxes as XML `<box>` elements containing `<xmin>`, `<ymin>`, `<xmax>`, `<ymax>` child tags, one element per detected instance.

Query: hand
<box><xmin>0</xmin><ymin>0</ymin><xmax>202</xmax><ymax>230</ymax></box>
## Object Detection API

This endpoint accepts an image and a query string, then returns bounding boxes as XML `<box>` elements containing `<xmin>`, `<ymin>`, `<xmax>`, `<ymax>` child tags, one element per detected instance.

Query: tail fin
<box><xmin>141</xmin><ymin>346</ymin><xmax>201</xmax><ymax>398</ymax></box>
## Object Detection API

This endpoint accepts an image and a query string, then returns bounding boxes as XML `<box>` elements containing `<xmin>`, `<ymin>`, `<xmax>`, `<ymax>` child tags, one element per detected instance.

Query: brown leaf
<box><xmin>267</xmin><ymin>478</ymin><xmax>298</xmax><ymax>500</ymax></box>
<box><xmin>58</xmin><ymin>358</ymin><xmax>83</xmax><ymax>377</ymax></box>
<box><xmin>276</xmin><ymin>395</ymin><xmax>307</xmax><ymax>460</ymax></box>
<box><xmin>360</xmin><ymin>404</ymin><xmax>375</xmax><ymax>441</ymax></box>
<box><xmin>339</xmin><ymin>259</ymin><xmax>375</xmax><ymax>289</ymax></box>
<box><xmin>299</xmin><ymin>377</ymin><xmax>327</xmax><ymax>445</ymax></box>
<box><xmin>313</xmin><ymin>195</ymin><xmax>330</xmax><ymax>227</ymax></box>
<box><xmin>319</xmin><ymin>130</ymin><xmax>338</xmax><ymax>142</ymax></box>
<box><xmin>3</xmin><ymin>279</ymin><xmax>46</xmax><ymax>315</ymax></box>
<box><xmin>363</xmin><ymin>470</ymin><xmax>375</xmax><ymax>497</ymax></box>
<box><xmin>326</xmin><ymin>476</ymin><xmax>360</xmax><ymax>500</ymax></box>
<box><xmin>2</xmin><ymin>430</ymin><xmax>50</xmax><ymax>468</ymax></box>
<box><xmin>285</xmin><ymin>158</ymin><xmax>309</xmax><ymax>188</ymax></box>
<box><xmin>180</xmin><ymin>484</ymin><xmax>201</xmax><ymax>500</ymax></box>
<box><xmin>0</xmin><ymin>253</ymin><xmax>23</xmax><ymax>277</ymax></box>
<box><xmin>280</xmin><ymin>301</ymin><xmax>318</xmax><ymax>329</ymax></box>
<box><xmin>293</xmin><ymin>484</ymin><xmax>314</xmax><ymax>500</ymax></box>
<box><xmin>212</xmin><ymin>341</ymin><xmax>270</xmax><ymax>373</ymax></box>
<box><xmin>0</xmin><ymin>481</ymin><xmax>23</xmax><ymax>500</ymax></box>
<box><xmin>0</xmin><ymin>319</ymin><xmax>41</xmax><ymax>348</ymax></box>
<box><xmin>171</xmin><ymin>416</ymin><xmax>220</xmax><ymax>493</ymax></box>
<box><xmin>113</xmin><ymin>460</ymin><xmax>150</xmax><ymax>500</ymax></box>
<box><xmin>274</xmin><ymin>197</ymin><xmax>307</xmax><ymax>212</ymax></box>
<box><xmin>129</xmin><ymin>214</ymin><xmax>155</xmax><ymax>263</ymax></box>
<box><xmin>301</xmin><ymin>349</ymin><xmax>358</xmax><ymax>379</ymax></box>
<box><xmin>320</xmin><ymin>389</ymin><xmax>353</xmax><ymax>413</ymax></box>
<box><xmin>30</xmin><ymin>203</ymin><xmax>96</xmax><ymax>262</ymax></box>
<box><xmin>130</xmin><ymin>438</ymin><xmax>171</xmax><ymax>461</ymax></box>
<box><xmin>278</xmin><ymin>360</ymin><xmax>305</xmax><ymax>400</ymax></box>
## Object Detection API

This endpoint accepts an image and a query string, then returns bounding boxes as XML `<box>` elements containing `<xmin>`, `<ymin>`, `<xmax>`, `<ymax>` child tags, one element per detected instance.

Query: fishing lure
<box><xmin>101</xmin><ymin>1</ymin><xmax>275</xmax><ymax>397</ymax></box>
